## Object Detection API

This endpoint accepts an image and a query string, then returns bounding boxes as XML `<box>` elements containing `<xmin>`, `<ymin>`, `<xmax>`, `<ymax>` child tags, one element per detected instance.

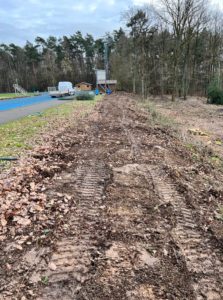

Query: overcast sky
<box><xmin>0</xmin><ymin>0</ymin><xmax>222</xmax><ymax>45</ymax></box>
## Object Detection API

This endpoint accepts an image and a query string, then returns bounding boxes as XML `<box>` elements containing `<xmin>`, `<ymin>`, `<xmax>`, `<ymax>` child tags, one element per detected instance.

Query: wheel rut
<box><xmin>120</xmin><ymin>105</ymin><xmax>141</xmax><ymax>159</ymax></box>
<box><xmin>35</xmin><ymin>161</ymin><xmax>110</xmax><ymax>299</ymax></box>
<box><xmin>149</xmin><ymin>167</ymin><xmax>223</xmax><ymax>300</ymax></box>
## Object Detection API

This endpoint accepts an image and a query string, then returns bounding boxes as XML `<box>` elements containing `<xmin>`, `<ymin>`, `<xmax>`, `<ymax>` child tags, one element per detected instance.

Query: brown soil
<box><xmin>0</xmin><ymin>94</ymin><xmax>223</xmax><ymax>299</ymax></box>
<box><xmin>152</xmin><ymin>96</ymin><xmax>223</xmax><ymax>160</ymax></box>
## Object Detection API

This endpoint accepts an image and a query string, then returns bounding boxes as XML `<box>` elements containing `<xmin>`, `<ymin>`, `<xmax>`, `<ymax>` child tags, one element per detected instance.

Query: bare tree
<box><xmin>158</xmin><ymin>0</ymin><xmax>208</xmax><ymax>100</ymax></box>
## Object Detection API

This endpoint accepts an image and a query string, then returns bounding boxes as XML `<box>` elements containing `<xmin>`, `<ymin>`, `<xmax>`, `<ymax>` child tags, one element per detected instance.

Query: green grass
<box><xmin>0</xmin><ymin>95</ymin><xmax>102</xmax><ymax>157</ymax></box>
<box><xmin>0</xmin><ymin>93</ymin><xmax>35</xmax><ymax>100</ymax></box>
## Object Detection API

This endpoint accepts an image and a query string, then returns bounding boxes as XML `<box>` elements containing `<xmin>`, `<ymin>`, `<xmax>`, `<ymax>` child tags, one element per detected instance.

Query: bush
<box><xmin>76</xmin><ymin>91</ymin><xmax>95</xmax><ymax>100</ymax></box>
<box><xmin>207</xmin><ymin>80</ymin><xmax>223</xmax><ymax>105</ymax></box>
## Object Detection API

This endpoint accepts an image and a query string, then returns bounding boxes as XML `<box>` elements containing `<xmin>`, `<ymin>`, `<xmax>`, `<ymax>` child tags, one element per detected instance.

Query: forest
<box><xmin>0</xmin><ymin>0</ymin><xmax>223</xmax><ymax>101</ymax></box>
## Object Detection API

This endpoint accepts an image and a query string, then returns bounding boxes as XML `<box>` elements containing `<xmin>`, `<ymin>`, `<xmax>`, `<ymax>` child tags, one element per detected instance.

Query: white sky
<box><xmin>0</xmin><ymin>0</ymin><xmax>222</xmax><ymax>45</ymax></box>
<box><xmin>134</xmin><ymin>0</ymin><xmax>223</xmax><ymax>9</ymax></box>
<box><xmin>210</xmin><ymin>0</ymin><xmax>223</xmax><ymax>9</ymax></box>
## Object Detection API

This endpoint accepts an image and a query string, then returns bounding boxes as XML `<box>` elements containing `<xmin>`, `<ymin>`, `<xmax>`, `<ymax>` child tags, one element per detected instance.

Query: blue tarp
<box><xmin>0</xmin><ymin>94</ymin><xmax>52</xmax><ymax>111</ymax></box>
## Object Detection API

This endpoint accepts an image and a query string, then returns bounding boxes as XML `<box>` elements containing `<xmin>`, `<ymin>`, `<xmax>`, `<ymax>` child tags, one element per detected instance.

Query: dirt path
<box><xmin>0</xmin><ymin>94</ymin><xmax>223</xmax><ymax>299</ymax></box>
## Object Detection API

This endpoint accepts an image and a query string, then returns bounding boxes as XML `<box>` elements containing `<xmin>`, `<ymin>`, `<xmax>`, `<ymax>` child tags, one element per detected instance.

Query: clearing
<box><xmin>151</xmin><ymin>96</ymin><xmax>223</xmax><ymax>164</ymax></box>
<box><xmin>0</xmin><ymin>93</ymin><xmax>222</xmax><ymax>300</ymax></box>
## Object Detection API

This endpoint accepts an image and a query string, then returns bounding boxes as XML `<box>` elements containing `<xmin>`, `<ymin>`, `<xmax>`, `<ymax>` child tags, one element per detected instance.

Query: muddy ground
<box><xmin>0</xmin><ymin>94</ymin><xmax>223</xmax><ymax>299</ymax></box>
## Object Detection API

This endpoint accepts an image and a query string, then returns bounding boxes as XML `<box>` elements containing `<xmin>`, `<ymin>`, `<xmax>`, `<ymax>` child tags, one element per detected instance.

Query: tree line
<box><xmin>1</xmin><ymin>0</ymin><xmax>223</xmax><ymax>100</ymax></box>
<box><xmin>110</xmin><ymin>0</ymin><xmax>223</xmax><ymax>100</ymax></box>
<box><xmin>0</xmin><ymin>32</ymin><xmax>105</xmax><ymax>92</ymax></box>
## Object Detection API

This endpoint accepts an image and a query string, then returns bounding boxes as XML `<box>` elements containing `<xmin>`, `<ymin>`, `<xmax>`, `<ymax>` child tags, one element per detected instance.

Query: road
<box><xmin>0</xmin><ymin>96</ymin><xmax>68</xmax><ymax>124</ymax></box>
<box><xmin>0</xmin><ymin>94</ymin><xmax>222</xmax><ymax>299</ymax></box>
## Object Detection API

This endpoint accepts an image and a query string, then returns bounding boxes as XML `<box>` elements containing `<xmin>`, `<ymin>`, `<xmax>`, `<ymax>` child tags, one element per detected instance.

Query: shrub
<box><xmin>76</xmin><ymin>91</ymin><xmax>95</xmax><ymax>100</ymax></box>
<box><xmin>207</xmin><ymin>80</ymin><xmax>223</xmax><ymax>105</ymax></box>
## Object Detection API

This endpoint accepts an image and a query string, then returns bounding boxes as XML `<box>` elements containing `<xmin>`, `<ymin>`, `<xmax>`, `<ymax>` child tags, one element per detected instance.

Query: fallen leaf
<box><xmin>0</xmin><ymin>235</ymin><xmax>6</xmax><ymax>241</ymax></box>
<box><xmin>30</xmin><ymin>182</ymin><xmax>36</xmax><ymax>191</ymax></box>
<box><xmin>57</xmin><ymin>193</ymin><xmax>63</xmax><ymax>197</ymax></box>
<box><xmin>14</xmin><ymin>216</ymin><xmax>31</xmax><ymax>226</ymax></box>
<box><xmin>49</xmin><ymin>262</ymin><xmax>57</xmax><ymax>271</ymax></box>
<box><xmin>1</xmin><ymin>216</ymin><xmax>7</xmax><ymax>227</ymax></box>
<box><xmin>6</xmin><ymin>263</ymin><xmax>12</xmax><ymax>270</ymax></box>
<box><xmin>14</xmin><ymin>244</ymin><xmax>23</xmax><ymax>251</ymax></box>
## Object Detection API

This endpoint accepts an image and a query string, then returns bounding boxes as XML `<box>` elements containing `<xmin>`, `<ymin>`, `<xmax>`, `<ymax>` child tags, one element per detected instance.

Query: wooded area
<box><xmin>111</xmin><ymin>0</ymin><xmax>223</xmax><ymax>100</ymax></box>
<box><xmin>0</xmin><ymin>32</ymin><xmax>105</xmax><ymax>92</ymax></box>
<box><xmin>1</xmin><ymin>0</ymin><xmax>223</xmax><ymax>100</ymax></box>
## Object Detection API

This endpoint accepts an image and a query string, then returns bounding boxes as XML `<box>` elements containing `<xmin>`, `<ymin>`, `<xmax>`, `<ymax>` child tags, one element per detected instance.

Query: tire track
<box><xmin>84</xmin><ymin>162</ymin><xmax>168</xmax><ymax>300</ymax></box>
<box><xmin>149</xmin><ymin>167</ymin><xmax>223</xmax><ymax>300</ymax></box>
<box><xmin>36</xmin><ymin>161</ymin><xmax>110</xmax><ymax>299</ymax></box>
<box><xmin>117</xmin><ymin>99</ymin><xmax>223</xmax><ymax>299</ymax></box>
<box><xmin>120</xmin><ymin>103</ymin><xmax>141</xmax><ymax>159</ymax></box>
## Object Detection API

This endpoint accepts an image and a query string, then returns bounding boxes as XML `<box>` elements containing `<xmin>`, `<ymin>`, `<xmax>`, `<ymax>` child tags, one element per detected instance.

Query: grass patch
<box><xmin>210</xmin><ymin>155</ymin><xmax>222</xmax><ymax>165</ymax></box>
<box><xmin>0</xmin><ymin>95</ymin><xmax>102</xmax><ymax>157</ymax></box>
<box><xmin>186</xmin><ymin>143</ymin><xmax>196</xmax><ymax>151</ymax></box>
<box><xmin>143</xmin><ymin>100</ymin><xmax>177</xmax><ymax>128</ymax></box>
<box><xmin>0</xmin><ymin>93</ymin><xmax>35</xmax><ymax>100</ymax></box>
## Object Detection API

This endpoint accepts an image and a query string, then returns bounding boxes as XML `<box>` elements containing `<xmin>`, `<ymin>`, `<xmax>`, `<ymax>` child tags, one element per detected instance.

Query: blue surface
<box><xmin>0</xmin><ymin>94</ymin><xmax>52</xmax><ymax>111</ymax></box>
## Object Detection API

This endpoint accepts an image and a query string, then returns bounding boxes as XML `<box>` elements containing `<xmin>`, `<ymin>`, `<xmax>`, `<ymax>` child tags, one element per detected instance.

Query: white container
<box><xmin>96</xmin><ymin>70</ymin><xmax>106</xmax><ymax>83</ymax></box>
<box><xmin>58</xmin><ymin>82</ymin><xmax>75</xmax><ymax>93</ymax></box>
